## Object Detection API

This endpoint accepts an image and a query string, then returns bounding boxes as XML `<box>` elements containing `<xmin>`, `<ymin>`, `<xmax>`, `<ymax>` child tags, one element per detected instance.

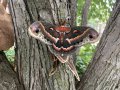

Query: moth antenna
<box><xmin>59</xmin><ymin>19</ymin><xmax>66</xmax><ymax>26</ymax></box>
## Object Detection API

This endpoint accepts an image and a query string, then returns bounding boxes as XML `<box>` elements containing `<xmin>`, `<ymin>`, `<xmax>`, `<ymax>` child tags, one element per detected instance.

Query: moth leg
<box><xmin>49</xmin><ymin>56</ymin><xmax>60</xmax><ymax>76</ymax></box>
<box><xmin>66</xmin><ymin>56</ymin><xmax>80</xmax><ymax>81</ymax></box>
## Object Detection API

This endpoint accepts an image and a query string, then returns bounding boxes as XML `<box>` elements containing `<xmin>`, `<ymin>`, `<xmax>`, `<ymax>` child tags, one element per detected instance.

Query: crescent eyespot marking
<box><xmin>69</xmin><ymin>28</ymin><xmax>90</xmax><ymax>42</ymax></box>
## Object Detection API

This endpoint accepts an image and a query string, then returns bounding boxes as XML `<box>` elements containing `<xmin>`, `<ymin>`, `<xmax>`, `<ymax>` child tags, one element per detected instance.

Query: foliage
<box><xmin>76</xmin><ymin>44</ymin><xmax>96</xmax><ymax>76</ymax></box>
<box><xmin>76</xmin><ymin>0</ymin><xmax>115</xmax><ymax>76</ymax></box>
<box><xmin>77</xmin><ymin>0</ymin><xmax>115</xmax><ymax>25</ymax></box>
<box><xmin>4</xmin><ymin>48</ymin><xmax>15</xmax><ymax>63</ymax></box>
<box><xmin>77</xmin><ymin>0</ymin><xmax>85</xmax><ymax>25</ymax></box>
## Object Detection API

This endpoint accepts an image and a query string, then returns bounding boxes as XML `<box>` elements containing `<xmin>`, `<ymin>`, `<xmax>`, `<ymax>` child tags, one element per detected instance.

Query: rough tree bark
<box><xmin>77</xmin><ymin>1</ymin><xmax>120</xmax><ymax>90</ymax></box>
<box><xmin>10</xmin><ymin>0</ymin><xmax>77</xmax><ymax>90</ymax></box>
<box><xmin>81</xmin><ymin>0</ymin><xmax>91</xmax><ymax>26</ymax></box>
<box><xmin>0</xmin><ymin>52</ymin><xmax>23</xmax><ymax>90</ymax></box>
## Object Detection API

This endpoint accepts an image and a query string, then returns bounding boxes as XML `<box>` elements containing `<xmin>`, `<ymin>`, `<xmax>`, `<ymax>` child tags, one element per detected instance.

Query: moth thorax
<box><xmin>59</xmin><ymin>32</ymin><xmax>65</xmax><ymax>43</ymax></box>
<box><xmin>55</xmin><ymin>26</ymin><xmax>71</xmax><ymax>33</ymax></box>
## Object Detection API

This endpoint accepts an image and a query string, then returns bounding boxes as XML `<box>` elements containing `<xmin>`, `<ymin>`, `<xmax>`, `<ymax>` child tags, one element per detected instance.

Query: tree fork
<box><xmin>9</xmin><ymin>0</ymin><xmax>77</xmax><ymax>90</ymax></box>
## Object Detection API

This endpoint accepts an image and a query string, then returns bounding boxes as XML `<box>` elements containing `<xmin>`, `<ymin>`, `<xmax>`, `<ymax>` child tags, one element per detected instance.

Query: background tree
<box><xmin>76</xmin><ymin>0</ymin><xmax>115</xmax><ymax>77</ymax></box>
<box><xmin>9</xmin><ymin>0</ymin><xmax>77</xmax><ymax>90</ymax></box>
<box><xmin>77</xmin><ymin>1</ymin><xmax>120</xmax><ymax>90</ymax></box>
<box><xmin>81</xmin><ymin>0</ymin><xmax>91</xmax><ymax>26</ymax></box>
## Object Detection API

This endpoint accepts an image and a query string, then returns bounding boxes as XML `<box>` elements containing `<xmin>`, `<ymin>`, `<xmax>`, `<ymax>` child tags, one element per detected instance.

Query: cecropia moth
<box><xmin>28</xmin><ymin>21</ymin><xmax>99</xmax><ymax>81</ymax></box>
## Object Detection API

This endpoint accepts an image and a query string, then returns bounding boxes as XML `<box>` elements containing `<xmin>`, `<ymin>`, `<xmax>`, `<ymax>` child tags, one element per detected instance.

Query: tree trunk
<box><xmin>0</xmin><ymin>51</ymin><xmax>23</xmax><ymax>90</ymax></box>
<box><xmin>10</xmin><ymin>0</ymin><xmax>77</xmax><ymax>90</ymax></box>
<box><xmin>81</xmin><ymin>0</ymin><xmax>91</xmax><ymax>26</ymax></box>
<box><xmin>77</xmin><ymin>1</ymin><xmax>120</xmax><ymax>90</ymax></box>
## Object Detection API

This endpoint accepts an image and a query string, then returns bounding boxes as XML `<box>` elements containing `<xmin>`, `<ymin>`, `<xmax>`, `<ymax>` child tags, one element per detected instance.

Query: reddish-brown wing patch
<box><xmin>55</xmin><ymin>26</ymin><xmax>71</xmax><ymax>32</ymax></box>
